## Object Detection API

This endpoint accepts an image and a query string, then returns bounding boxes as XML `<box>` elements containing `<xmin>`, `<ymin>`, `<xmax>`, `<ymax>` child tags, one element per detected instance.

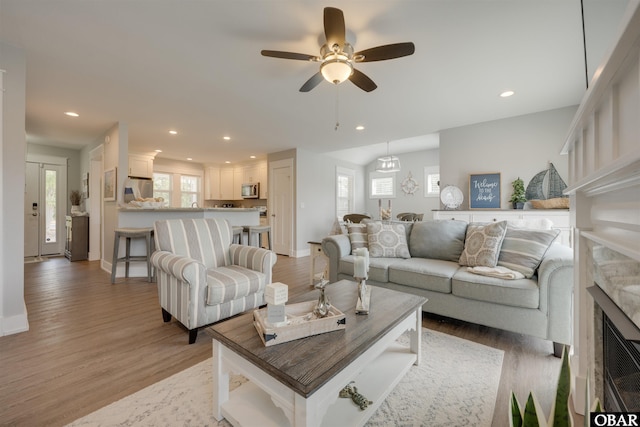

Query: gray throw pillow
<box><xmin>347</xmin><ymin>223</ymin><xmax>368</xmax><ymax>253</ymax></box>
<box><xmin>409</xmin><ymin>220</ymin><xmax>468</xmax><ymax>262</ymax></box>
<box><xmin>497</xmin><ymin>227</ymin><xmax>560</xmax><ymax>278</ymax></box>
<box><xmin>459</xmin><ymin>221</ymin><xmax>508</xmax><ymax>267</ymax></box>
<box><xmin>366</xmin><ymin>222</ymin><xmax>411</xmax><ymax>258</ymax></box>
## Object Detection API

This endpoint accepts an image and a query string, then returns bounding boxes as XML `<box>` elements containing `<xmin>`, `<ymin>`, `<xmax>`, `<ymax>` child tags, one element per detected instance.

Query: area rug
<box><xmin>67</xmin><ymin>328</ymin><xmax>503</xmax><ymax>427</ymax></box>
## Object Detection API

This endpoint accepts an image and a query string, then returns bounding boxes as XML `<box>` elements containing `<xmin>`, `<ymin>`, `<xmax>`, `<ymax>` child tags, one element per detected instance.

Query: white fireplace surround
<box><xmin>562</xmin><ymin>1</ymin><xmax>640</xmax><ymax>415</ymax></box>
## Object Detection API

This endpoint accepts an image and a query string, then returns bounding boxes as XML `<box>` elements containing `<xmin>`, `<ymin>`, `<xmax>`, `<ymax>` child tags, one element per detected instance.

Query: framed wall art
<box><xmin>103</xmin><ymin>167</ymin><xmax>117</xmax><ymax>201</ymax></box>
<box><xmin>469</xmin><ymin>173</ymin><xmax>501</xmax><ymax>209</ymax></box>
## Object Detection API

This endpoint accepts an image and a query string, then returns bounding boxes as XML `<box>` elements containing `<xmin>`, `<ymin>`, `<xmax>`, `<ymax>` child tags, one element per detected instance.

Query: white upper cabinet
<box><xmin>128</xmin><ymin>154</ymin><xmax>154</xmax><ymax>178</ymax></box>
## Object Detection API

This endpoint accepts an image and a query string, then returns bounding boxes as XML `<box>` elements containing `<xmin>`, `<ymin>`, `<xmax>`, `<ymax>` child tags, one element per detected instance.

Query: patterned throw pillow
<box><xmin>366</xmin><ymin>222</ymin><xmax>411</xmax><ymax>258</ymax></box>
<box><xmin>347</xmin><ymin>223</ymin><xmax>368</xmax><ymax>253</ymax></box>
<box><xmin>459</xmin><ymin>221</ymin><xmax>508</xmax><ymax>267</ymax></box>
<box><xmin>497</xmin><ymin>227</ymin><xmax>560</xmax><ymax>278</ymax></box>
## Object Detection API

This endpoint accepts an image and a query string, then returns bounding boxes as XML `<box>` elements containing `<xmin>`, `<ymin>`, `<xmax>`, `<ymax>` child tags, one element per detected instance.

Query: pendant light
<box><xmin>375</xmin><ymin>142</ymin><xmax>401</xmax><ymax>173</ymax></box>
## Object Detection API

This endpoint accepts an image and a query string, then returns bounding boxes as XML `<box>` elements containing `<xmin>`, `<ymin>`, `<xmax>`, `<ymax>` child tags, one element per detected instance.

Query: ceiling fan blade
<box><xmin>299</xmin><ymin>72</ymin><xmax>324</xmax><ymax>92</ymax></box>
<box><xmin>349</xmin><ymin>69</ymin><xmax>377</xmax><ymax>92</ymax></box>
<box><xmin>261</xmin><ymin>50</ymin><xmax>318</xmax><ymax>61</ymax></box>
<box><xmin>324</xmin><ymin>7</ymin><xmax>345</xmax><ymax>49</ymax></box>
<box><xmin>355</xmin><ymin>42</ymin><xmax>415</xmax><ymax>62</ymax></box>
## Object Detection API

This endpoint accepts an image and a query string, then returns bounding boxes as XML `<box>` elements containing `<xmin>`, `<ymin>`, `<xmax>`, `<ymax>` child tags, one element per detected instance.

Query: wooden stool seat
<box><xmin>242</xmin><ymin>225</ymin><xmax>272</xmax><ymax>249</ymax></box>
<box><xmin>111</xmin><ymin>227</ymin><xmax>154</xmax><ymax>283</ymax></box>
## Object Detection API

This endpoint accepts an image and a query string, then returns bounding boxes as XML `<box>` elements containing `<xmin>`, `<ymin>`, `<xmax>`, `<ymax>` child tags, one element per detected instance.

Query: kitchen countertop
<box><xmin>118</xmin><ymin>207</ymin><xmax>259</xmax><ymax>212</ymax></box>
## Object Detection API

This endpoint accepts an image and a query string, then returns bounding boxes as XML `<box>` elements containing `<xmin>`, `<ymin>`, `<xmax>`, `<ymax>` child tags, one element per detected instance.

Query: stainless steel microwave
<box><xmin>241</xmin><ymin>183</ymin><xmax>259</xmax><ymax>199</ymax></box>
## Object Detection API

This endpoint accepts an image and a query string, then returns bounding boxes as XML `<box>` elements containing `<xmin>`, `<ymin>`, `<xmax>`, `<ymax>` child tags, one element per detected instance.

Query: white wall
<box><xmin>0</xmin><ymin>42</ymin><xmax>28</xmax><ymax>335</ymax></box>
<box><xmin>364</xmin><ymin>148</ymin><xmax>440</xmax><ymax>220</ymax></box>
<box><xmin>439</xmin><ymin>106</ymin><xmax>577</xmax><ymax>210</ymax></box>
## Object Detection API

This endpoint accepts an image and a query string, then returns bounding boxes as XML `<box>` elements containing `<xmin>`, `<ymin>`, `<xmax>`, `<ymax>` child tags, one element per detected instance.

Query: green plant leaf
<box><xmin>523</xmin><ymin>392</ymin><xmax>548</xmax><ymax>427</ymax></box>
<box><xmin>510</xmin><ymin>392</ymin><xmax>523</xmax><ymax>427</ymax></box>
<box><xmin>550</xmin><ymin>346</ymin><xmax>572</xmax><ymax>427</ymax></box>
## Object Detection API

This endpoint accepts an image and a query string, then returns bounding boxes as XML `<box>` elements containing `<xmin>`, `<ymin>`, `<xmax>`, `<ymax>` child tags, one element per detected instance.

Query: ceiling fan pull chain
<box><xmin>335</xmin><ymin>85</ymin><xmax>340</xmax><ymax>131</ymax></box>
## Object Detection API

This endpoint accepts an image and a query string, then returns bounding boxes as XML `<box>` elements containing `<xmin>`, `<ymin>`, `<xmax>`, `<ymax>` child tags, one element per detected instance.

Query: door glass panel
<box><xmin>45</xmin><ymin>169</ymin><xmax>57</xmax><ymax>243</ymax></box>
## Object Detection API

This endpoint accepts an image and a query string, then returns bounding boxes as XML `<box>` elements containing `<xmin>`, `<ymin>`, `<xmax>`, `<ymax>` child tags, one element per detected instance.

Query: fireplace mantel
<box><xmin>562</xmin><ymin>1</ymin><xmax>640</xmax><ymax>415</ymax></box>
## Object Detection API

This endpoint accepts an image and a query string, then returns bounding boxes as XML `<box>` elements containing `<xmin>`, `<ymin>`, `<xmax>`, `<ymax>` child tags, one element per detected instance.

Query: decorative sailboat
<box><xmin>525</xmin><ymin>162</ymin><xmax>568</xmax><ymax>200</ymax></box>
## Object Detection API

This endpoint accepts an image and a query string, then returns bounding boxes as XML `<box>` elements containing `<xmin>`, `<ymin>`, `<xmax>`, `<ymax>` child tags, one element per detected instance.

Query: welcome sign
<box><xmin>469</xmin><ymin>173</ymin><xmax>501</xmax><ymax>209</ymax></box>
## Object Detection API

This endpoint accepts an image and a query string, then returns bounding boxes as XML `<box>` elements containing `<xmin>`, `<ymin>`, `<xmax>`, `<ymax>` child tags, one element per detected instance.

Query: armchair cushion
<box><xmin>154</xmin><ymin>218</ymin><xmax>232</xmax><ymax>269</ymax></box>
<box><xmin>206</xmin><ymin>265</ymin><xmax>266</xmax><ymax>305</ymax></box>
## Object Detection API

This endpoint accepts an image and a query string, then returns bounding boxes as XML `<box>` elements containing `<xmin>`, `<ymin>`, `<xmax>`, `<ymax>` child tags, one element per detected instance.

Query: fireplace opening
<box><xmin>603</xmin><ymin>313</ymin><xmax>640</xmax><ymax>411</ymax></box>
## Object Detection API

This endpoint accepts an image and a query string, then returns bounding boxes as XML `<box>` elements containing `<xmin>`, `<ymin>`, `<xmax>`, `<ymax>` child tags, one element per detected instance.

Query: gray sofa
<box><xmin>322</xmin><ymin>219</ymin><xmax>573</xmax><ymax>356</ymax></box>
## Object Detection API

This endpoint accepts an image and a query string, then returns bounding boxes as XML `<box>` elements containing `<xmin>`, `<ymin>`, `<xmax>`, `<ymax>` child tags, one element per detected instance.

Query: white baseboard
<box><xmin>1</xmin><ymin>304</ymin><xmax>30</xmax><ymax>336</ymax></box>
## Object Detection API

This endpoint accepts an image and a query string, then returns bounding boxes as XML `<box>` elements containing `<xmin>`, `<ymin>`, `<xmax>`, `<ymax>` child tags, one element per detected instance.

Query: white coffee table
<box><xmin>209</xmin><ymin>280</ymin><xmax>427</xmax><ymax>427</ymax></box>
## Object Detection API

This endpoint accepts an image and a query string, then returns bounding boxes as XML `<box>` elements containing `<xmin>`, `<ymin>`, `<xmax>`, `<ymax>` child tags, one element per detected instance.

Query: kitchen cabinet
<box><xmin>128</xmin><ymin>154</ymin><xmax>154</xmax><ymax>178</ymax></box>
<box><xmin>432</xmin><ymin>209</ymin><xmax>571</xmax><ymax>247</ymax></box>
<box><xmin>205</xmin><ymin>166</ymin><xmax>221</xmax><ymax>200</ymax></box>
<box><xmin>220</xmin><ymin>168</ymin><xmax>234</xmax><ymax>200</ymax></box>
<box><xmin>233</xmin><ymin>168</ymin><xmax>243</xmax><ymax>200</ymax></box>
<box><xmin>65</xmin><ymin>215</ymin><xmax>89</xmax><ymax>261</ymax></box>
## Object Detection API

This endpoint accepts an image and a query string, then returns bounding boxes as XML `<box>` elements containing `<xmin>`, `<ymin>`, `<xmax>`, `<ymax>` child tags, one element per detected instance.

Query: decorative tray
<box><xmin>253</xmin><ymin>300</ymin><xmax>346</xmax><ymax>347</ymax></box>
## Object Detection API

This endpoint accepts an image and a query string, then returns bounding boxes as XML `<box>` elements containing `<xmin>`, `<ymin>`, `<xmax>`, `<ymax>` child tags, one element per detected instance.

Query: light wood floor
<box><xmin>1</xmin><ymin>255</ymin><xmax>581</xmax><ymax>426</ymax></box>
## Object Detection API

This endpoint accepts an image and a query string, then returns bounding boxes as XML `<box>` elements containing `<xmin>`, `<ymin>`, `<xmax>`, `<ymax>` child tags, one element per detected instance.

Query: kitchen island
<box><xmin>112</xmin><ymin>207</ymin><xmax>260</xmax><ymax>279</ymax></box>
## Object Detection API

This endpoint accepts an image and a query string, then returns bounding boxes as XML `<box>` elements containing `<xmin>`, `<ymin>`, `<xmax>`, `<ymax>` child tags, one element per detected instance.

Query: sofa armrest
<box><xmin>151</xmin><ymin>250</ymin><xmax>206</xmax><ymax>284</ymax></box>
<box><xmin>537</xmin><ymin>243</ymin><xmax>574</xmax><ymax>345</ymax></box>
<box><xmin>229</xmin><ymin>244</ymin><xmax>277</xmax><ymax>284</ymax></box>
<box><xmin>322</xmin><ymin>234</ymin><xmax>351</xmax><ymax>282</ymax></box>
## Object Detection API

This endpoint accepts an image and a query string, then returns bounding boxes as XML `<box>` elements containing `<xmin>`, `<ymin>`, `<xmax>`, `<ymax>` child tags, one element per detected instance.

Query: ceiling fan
<box><xmin>261</xmin><ymin>7</ymin><xmax>415</xmax><ymax>92</ymax></box>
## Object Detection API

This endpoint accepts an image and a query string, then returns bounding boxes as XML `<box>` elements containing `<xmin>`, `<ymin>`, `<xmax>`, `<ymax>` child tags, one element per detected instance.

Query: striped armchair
<box><xmin>151</xmin><ymin>218</ymin><xmax>277</xmax><ymax>344</ymax></box>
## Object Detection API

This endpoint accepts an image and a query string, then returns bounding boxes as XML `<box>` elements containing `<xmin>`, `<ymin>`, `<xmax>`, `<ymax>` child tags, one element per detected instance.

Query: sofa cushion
<box><xmin>409</xmin><ymin>220</ymin><xmax>468</xmax><ymax>262</ymax></box>
<box><xmin>366</xmin><ymin>222</ymin><xmax>411</xmax><ymax>258</ymax></box>
<box><xmin>206</xmin><ymin>265</ymin><xmax>266</xmax><ymax>305</ymax></box>
<box><xmin>497</xmin><ymin>227</ymin><xmax>560</xmax><ymax>278</ymax></box>
<box><xmin>362</xmin><ymin>219</ymin><xmax>413</xmax><ymax>242</ymax></box>
<box><xmin>338</xmin><ymin>254</ymin><xmax>402</xmax><ymax>283</ymax></box>
<box><xmin>452</xmin><ymin>269</ymin><xmax>539</xmax><ymax>309</ymax></box>
<box><xmin>388</xmin><ymin>258</ymin><xmax>458</xmax><ymax>293</ymax></box>
<box><xmin>459</xmin><ymin>221</ymin><xmax>508</xmax><ymax>267</ymax></box>
<box><xmin>347</xmin><ymin>223</ymin><xmax>368</xmax><ymax>253</ymax></box>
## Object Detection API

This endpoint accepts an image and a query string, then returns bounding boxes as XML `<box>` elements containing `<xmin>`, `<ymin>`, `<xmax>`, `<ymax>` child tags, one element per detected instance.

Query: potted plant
<box><xmin>509</xmin><ymin>178</ymin><xmax>526</xmax><ymax>209</ymax></box>
<box><xmin>70</xmin><ymin>190</ymin><xmax>81</xmax><ymax>214</ymax></box>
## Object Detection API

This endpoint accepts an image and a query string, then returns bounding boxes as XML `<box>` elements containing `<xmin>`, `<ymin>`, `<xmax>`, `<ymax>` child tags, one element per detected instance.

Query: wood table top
<box><xmin>208</xmin><ymin>280</ymin><xmax>426</xmax><ymax>397</ymax></box>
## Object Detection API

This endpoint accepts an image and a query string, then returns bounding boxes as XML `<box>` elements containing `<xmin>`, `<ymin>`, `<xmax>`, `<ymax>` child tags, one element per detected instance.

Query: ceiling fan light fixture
<box><xmin>320</xmin><ymin>55</ymin><xmax>353</xmax><ymax>84</ymax></box>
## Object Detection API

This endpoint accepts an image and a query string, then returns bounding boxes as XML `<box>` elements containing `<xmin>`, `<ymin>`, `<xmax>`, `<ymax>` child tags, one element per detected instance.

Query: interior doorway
<box><xmin>269</xmin><ymin>158</ymin><xmax>294</xmax><ymax>256</ymax></box>
<box><xmin>24</xmin><ymin>155</ymin><xmax>67</xmax><ymax>258</ymax></box>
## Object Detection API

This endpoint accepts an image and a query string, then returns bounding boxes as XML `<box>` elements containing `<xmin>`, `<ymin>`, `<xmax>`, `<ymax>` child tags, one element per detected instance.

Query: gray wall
<box><xmin>364</xmin><ymin>148</ymin><xmax>440</xmax><ymax>220</ymax></box>
<box><xmin>439</xmin><ymin>106</ymin><xmax>577</xmax><ymax>210</ymax></box>
<box><xmin>1</xmin><ymin>42</ymin><xmax>28</xmax><ymax>335</ymax></box>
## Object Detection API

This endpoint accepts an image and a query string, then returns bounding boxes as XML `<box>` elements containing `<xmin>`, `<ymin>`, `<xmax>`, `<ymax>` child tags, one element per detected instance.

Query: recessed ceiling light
<box><xmin>225</xmin><ymin>161</ymin><xmax>231</xmax><ymax>164</ymax></box>
<box><xmin>500</xmin><ymin>90</ymin><xmax>515</xmax><ymax>98</ymax></box>
<box><xmin>186</xmin><ymin>157</ymin><xmax>193</xmax><ymax>161</ymax></box>
<box><xmin>155</xmin><ymin>149</ymin><xmax>162</xmax><ymax>153</ymax></box>
<box><xmin>250</xmin><ymin>155</ymin><xmax>256</xmax><ymax>159</ymax></box>
<box><xmin>169</xmin><ymin>130</ymin><xmax>178</xmax><ymax>135</ymax></box>
<box><xmin>65</xmin><ymin>111</ymin><xmax>79</xmax><ymax>117</ymax></box>
<box><xmin>223</xmin><ymin>136</ymin><xmax>231</xmax><ymax>141</ymax></box>
<box><xmin>356</xmin><ymin>125</ymin><xmax>365</xmax><ymax>130</ymax></box>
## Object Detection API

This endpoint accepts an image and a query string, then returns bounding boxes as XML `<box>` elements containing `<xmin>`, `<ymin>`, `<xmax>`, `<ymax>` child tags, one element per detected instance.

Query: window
<box><xmin>154</xmin><ymin>172</ymin><xmax>201</xmax><ymax>207</ymax></box>
<box><xmin>369</xmin><ymin>172</ymin><xmax>396</xmax><ymax>198</ymax></box>
<box><xmin>180</xmin><ymin>175</ymin><xmax>200</xmax><ymax>207</ymax></box>
<box><xmin>336</xmin><ymin>167</ymin><xmax>355</xmax><ymax>220</ymax></box>
<box><xmin>153</xmin><ymin>172</ymin><xmax>171</xmax><ymax>202</ymax></box>
<box><xmin>424</xmin><ymin>166</ymin><xmax>440</xmax><ymax>197</ymax></box>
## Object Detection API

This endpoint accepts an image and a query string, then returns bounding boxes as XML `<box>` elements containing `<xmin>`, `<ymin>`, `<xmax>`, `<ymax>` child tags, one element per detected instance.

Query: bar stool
<box><xmin>242</xmin><ymin>225</ymin><xmax>272</xmax><ymax>249</ymax></box>
<box><xmin>232</xmin><ymin>226</ymin><xmax>243</xmax><ymax>244</ymax></box>
<box><xmin>111</xmin><ymin>227</ymin><xmax>154</xmax><ymax>283</ymax></box>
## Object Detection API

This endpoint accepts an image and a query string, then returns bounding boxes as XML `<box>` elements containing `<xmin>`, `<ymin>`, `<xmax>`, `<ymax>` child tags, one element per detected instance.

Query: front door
<box><xmin>25</xmin><ymin>159</ymin><xmax>67</xmax><ymax>257</ymax></box>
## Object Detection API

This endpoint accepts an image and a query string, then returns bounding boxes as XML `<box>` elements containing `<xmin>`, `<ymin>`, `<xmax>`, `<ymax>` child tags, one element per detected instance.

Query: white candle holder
<box><xmin>354</xmin><ymin>276</ymin><xmax>371</xmax><ymax>315</ymax></box>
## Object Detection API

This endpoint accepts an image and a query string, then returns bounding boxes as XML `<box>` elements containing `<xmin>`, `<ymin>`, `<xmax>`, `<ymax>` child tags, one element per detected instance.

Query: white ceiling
<box><xmin>0</xmin><ymin>0</ymin><xmax>630</xmax><ymax>166</ymax></box>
